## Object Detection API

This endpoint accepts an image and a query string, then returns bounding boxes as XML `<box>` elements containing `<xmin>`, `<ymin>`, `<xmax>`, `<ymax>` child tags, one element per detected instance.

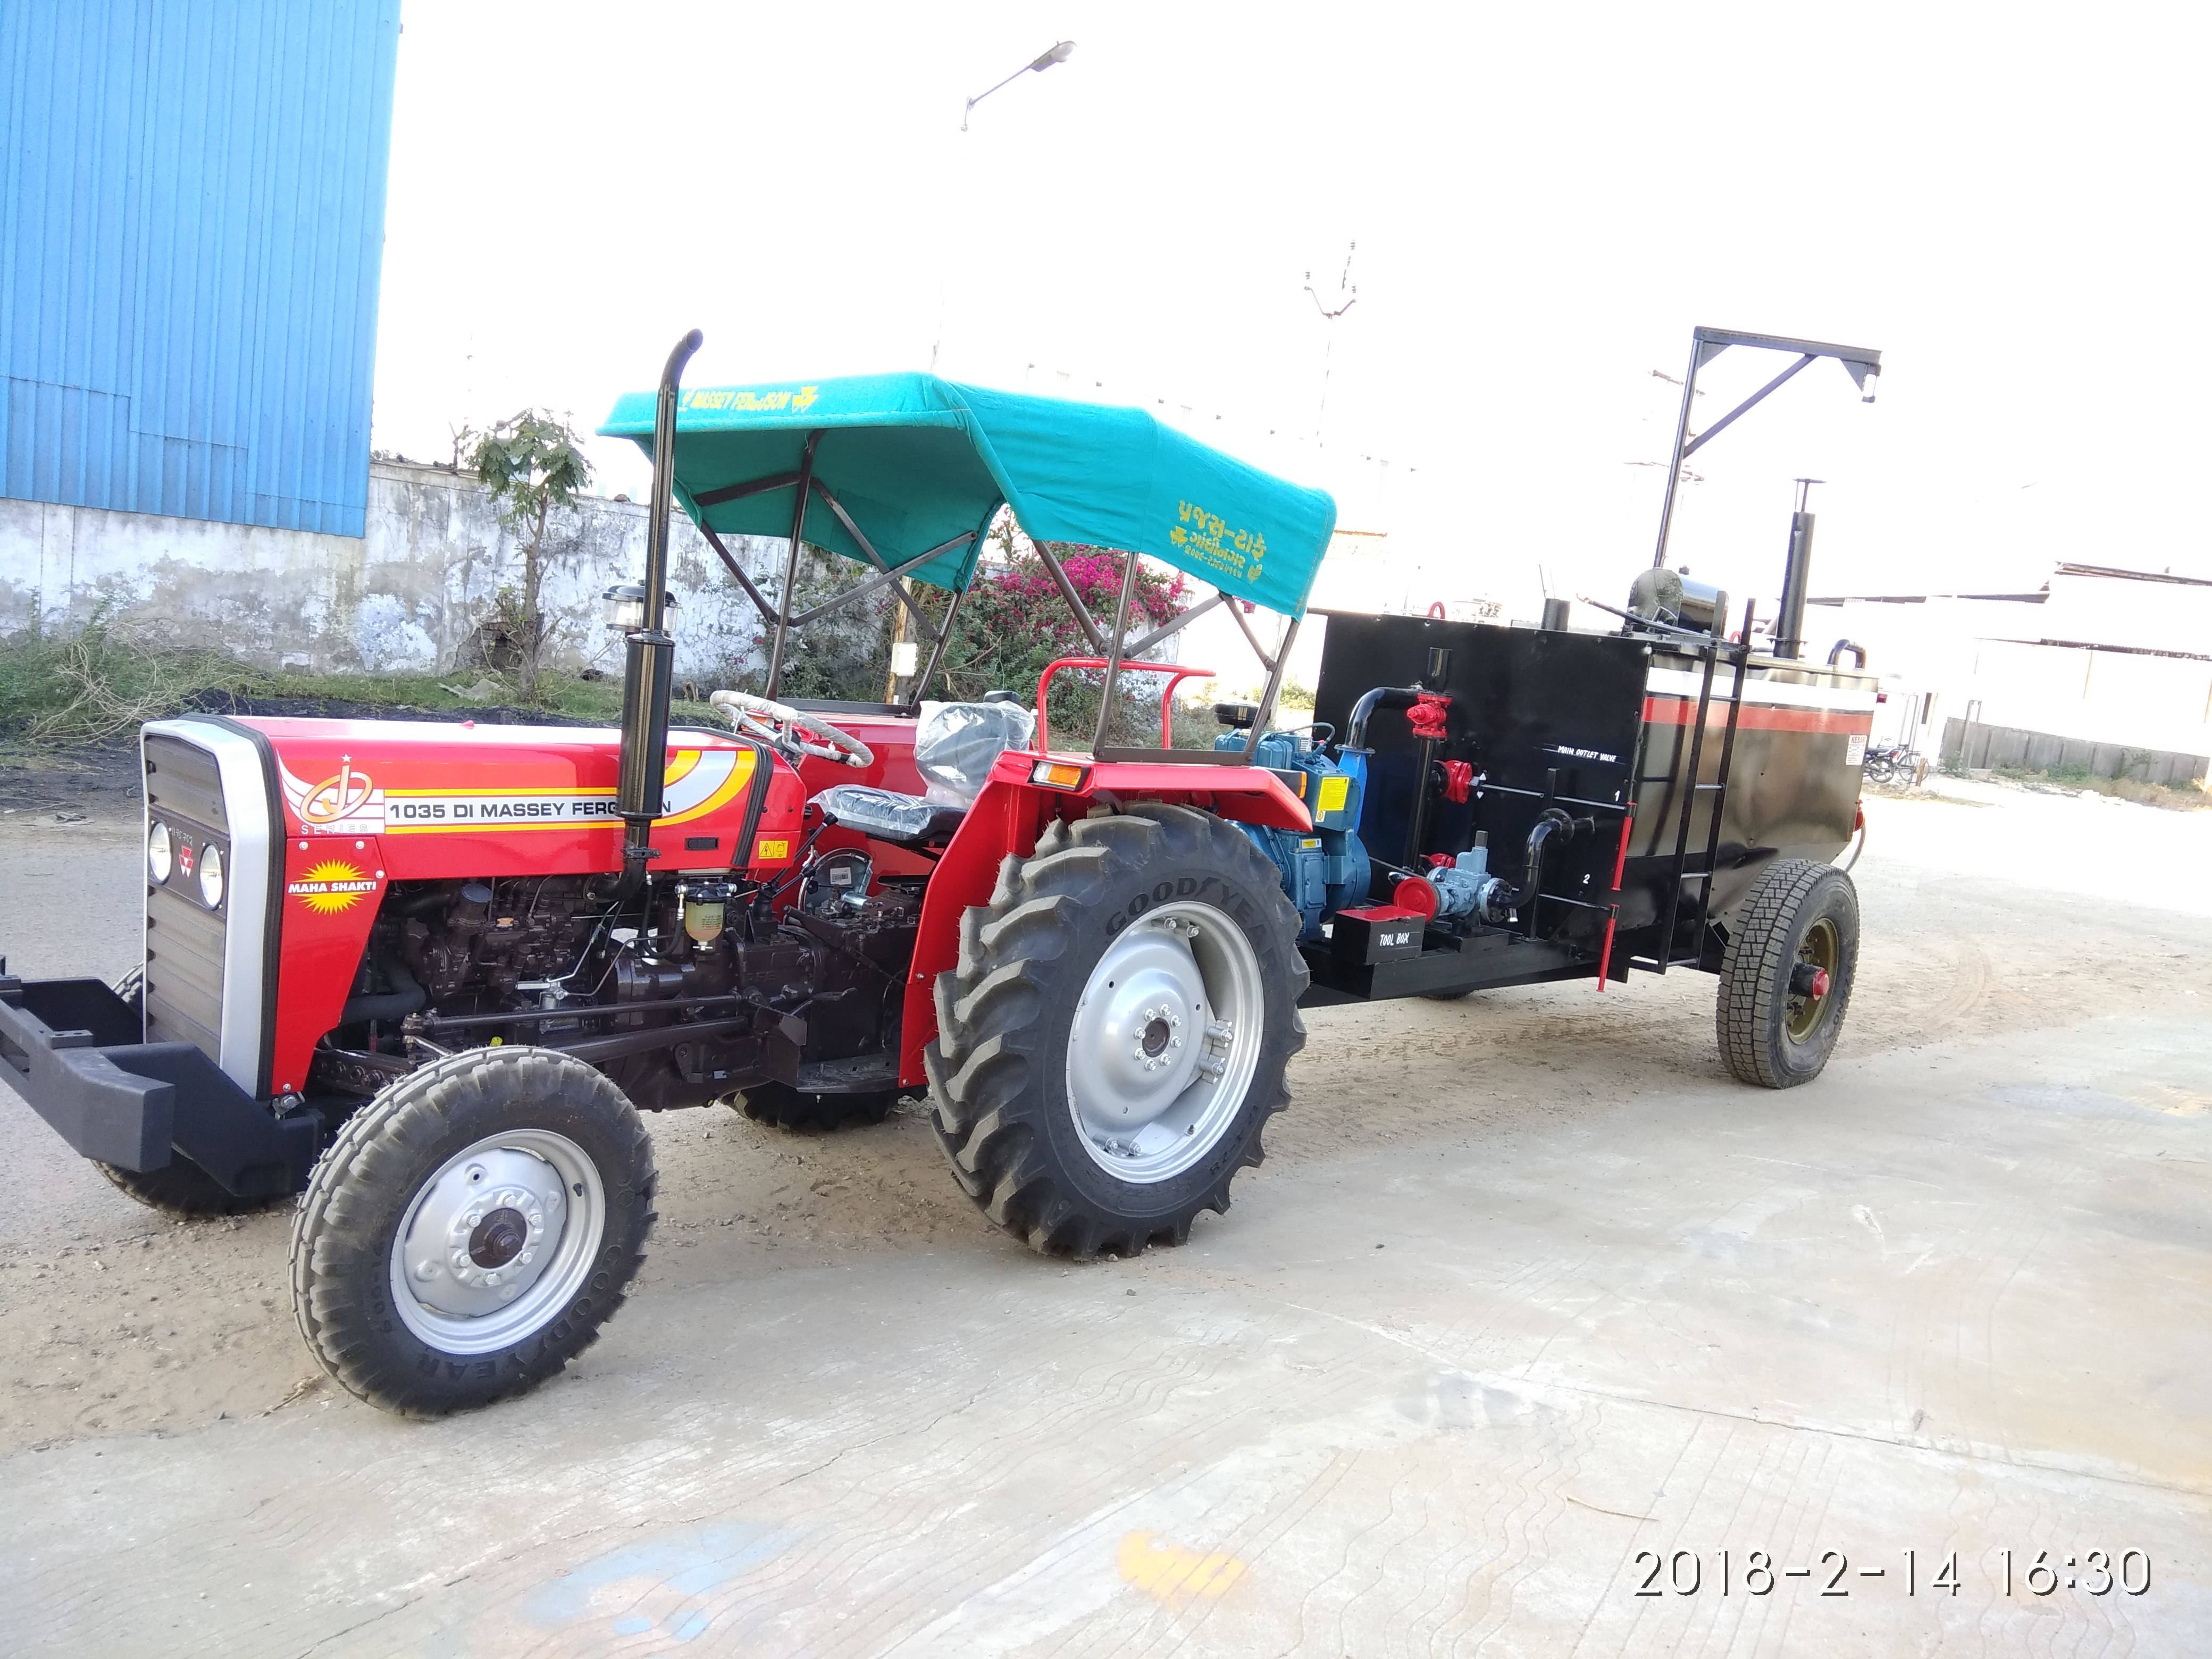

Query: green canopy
<box><xmin>598</xmin><ymin>373</ymin><xmax>1337</xmax><ymax>618</ymax></box>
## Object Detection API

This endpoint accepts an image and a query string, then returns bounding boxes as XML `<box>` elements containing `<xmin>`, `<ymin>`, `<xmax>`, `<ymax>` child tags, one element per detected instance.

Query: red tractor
<box><xmin>0</xmin><ymin>326</ymin><xmax>1881</xmax><ymax>1417</ymax></box>
<box><xmin>0</xmin><ymin>334</ymin><xmax>1338</xmax><ymax>1414</ymax></box>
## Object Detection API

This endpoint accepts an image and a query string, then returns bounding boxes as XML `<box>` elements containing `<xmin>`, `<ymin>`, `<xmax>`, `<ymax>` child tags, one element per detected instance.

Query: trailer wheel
<box><xmin>289</xmin><ymin>1047</ymin><xmax>656</xmax><ymax>1416</ymax></box>
<box><xmin>736</xmin><ymin>1084</ymin><xmax>899</xmax><ymax>1132</ymax></box>
<box><xmin>1717</xmin><ymin>858</ymin><xmax>1859</xmax><ymax>1088</ymax></box>
<box><xmin>927</xmin><ymin>803</ymin><xmax>1307</xmax><ymax>1257</ymax></box>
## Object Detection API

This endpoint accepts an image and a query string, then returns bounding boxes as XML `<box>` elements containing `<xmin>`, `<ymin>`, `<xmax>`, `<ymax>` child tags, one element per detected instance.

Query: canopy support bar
<box><xmin>911</xmin><ymin>500</ymin><xmax>1002</xmax><ymax>705</ymax></box>
<box><xmin>697</xmin><ymin>524</ymin><xmax>778</xmax><ymax>628</ymax></box>
<box><xmin>1122</xmin><ymin>590</ymin><xmax>1226</xmax><ymax>660</ymax></box>
<box><xmin>1030</xmin><ymin>540</ymin><xmax>1109</xmax><ymax>656</ymax></box>
<box><xmin>1237</xmin><ymin>614</ymin><xmax>1301</xmax><ymax>760</ymax></box>
<box><xmin>809</xmin><ymin>476</ymin><xmax>944</xmax><ymax>644</ymax></box>
<box><xmin>1089</xmin><ymin>549</ymin><xmax>1145</xmax><ymax>753</ymax></box>
<box><xmin>763</xmin><ymin>431</ymin><xmax>822</xmax><ymax>697</ymax></box>
<box><xmin>691</xmin><ymin>469</ymin><xmax>799</xmax><ymax>510</ymax></box>
<box><xmin>787</xmin><ymin>532</ymin><xmax>974</xmax><ymax>628</ymax></box>
<box><xmin>916</xmin><ymin>583</ymin><xmax>968</xmax><ymax>700</ymax></box>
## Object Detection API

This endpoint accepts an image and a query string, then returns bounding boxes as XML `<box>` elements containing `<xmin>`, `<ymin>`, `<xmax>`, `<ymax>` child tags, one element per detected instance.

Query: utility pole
<box><xmin>1304</xmin><ymin>242</ymin><xmax>1357</xmax><ymax>443</ymax></box>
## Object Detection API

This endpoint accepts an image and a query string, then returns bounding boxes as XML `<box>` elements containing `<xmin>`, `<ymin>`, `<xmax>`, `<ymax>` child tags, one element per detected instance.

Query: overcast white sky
<box><xmin>370</xmin><ymin>2</ymin><xmax>2211</xmax><ymax>619</ymax></box>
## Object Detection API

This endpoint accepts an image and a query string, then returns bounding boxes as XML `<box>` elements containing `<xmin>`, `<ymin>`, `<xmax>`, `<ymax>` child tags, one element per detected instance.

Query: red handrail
<box><xmin>1034</xmin><ymin>657</ymin><xmax>1216</xmax><ymax>753</ymax></box>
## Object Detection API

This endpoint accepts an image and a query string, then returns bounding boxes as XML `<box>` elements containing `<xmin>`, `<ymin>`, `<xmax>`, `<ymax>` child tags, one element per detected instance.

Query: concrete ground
<box><xmin>1</xmin><ymin>783</ymin><xmax>2207</xmax><ymax>1656</ymax></box>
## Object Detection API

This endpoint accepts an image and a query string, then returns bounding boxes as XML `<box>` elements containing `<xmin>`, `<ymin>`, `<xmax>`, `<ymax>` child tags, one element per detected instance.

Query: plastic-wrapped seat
<box><xmin>812</xmin><ymin>700</ymin><xmax>1036</xmax><ymax>848</ymax></box>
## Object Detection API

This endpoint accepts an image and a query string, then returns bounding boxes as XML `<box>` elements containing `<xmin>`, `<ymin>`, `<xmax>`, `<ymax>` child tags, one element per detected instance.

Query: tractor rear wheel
<box><xmin>1717</xmin><ymin>858</ymin><xmax>1859</xmax><ymax>1088</ymax></box>
<box><xmin>736</xmin><ymin>1083</ymin><xmax>899</xmax><ymax>1132</ymax></box>
<box><xmin>289</xmin><ymin>1046</ymin><xmax>656</xmax><ymax>1415</ymax></box>
<box><xmin>927</xmin><ymin>803</ymin><xmax>1307</xmax><ymax>1257</ymax></box>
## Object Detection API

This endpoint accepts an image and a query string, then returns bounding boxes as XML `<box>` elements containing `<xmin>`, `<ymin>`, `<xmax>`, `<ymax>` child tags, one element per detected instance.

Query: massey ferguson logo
<box><xmin>283</xmin><ymin>755</ymin><xmax>386</xmax><ymax>834</ymax></box>
<box><xmin>287</xmin><ymin>860</ymin><xmax>379</xmax><ymax>915</ymax></box>
<box><xmin>301</xmin><ymin>757</ymin><xmax>376</xmax><ymax>824</ymax></box>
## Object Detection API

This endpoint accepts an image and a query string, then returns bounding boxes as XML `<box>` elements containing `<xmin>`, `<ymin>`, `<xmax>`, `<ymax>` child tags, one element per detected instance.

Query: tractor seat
<box><xmin>814</xmin><ymin>784</ymin><xmax>967</xmax><ymax>848</ymax></box>
<box><xmin>810</xmin><ymin>699</ymin><xmax>1037</xmax><ymax>850</ymax></box>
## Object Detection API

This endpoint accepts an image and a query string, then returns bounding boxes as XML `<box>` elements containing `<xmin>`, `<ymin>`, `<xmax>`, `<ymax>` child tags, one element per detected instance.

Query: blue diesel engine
<box><xmin>1214</xmin><ymin>720</ymin><xmax>1371</xmax><ymax>941</ymax></box>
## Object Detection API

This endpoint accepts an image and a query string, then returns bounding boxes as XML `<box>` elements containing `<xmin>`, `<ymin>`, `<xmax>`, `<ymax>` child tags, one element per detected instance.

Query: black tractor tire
<box><xmin>736</xmin><ymin>1083</ymin><xmax>900</xmax><ymax>1132</ymax></box>
<box><xmin>926</xmin><ymin>803</ymin><xmax>1307</xmax><ymax>1258</ymax></box>
<box><xmin>1717</xmin><ymin>858</ymin><xmax>1859</xmax><ymax>1088</ymax></box>
<box><xmin>93</xmin><ymin>964</ymin><xmax>276</xmax><ymax>1217</ymax></box>
<box><xmin>289</xmin><ymin>1046</ymin><xmax>656</xmax><ymax>1416</ymax></box>
<box><xmin>96</xmin><ymin>1156</ymin><xmax>278</xmax><ymax>1218</ymax></box>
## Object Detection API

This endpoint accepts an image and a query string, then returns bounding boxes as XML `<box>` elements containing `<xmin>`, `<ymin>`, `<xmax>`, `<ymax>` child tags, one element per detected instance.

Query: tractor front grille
<box><xmin>144</xmin><ymin>734</ymin><xmax>230</xmax><ymax>1065</ymax></box>
<box><xmin>140</xmin><ymin>723</ymin><xmax>275</xmax><ymax>1097</ymax></box>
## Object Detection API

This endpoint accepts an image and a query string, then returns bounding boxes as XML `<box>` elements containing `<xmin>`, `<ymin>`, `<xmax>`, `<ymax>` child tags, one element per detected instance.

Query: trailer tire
<box><xmin>926</xmin><ymin>803</ymin><xmax>1307</xmax><ymax>1258</ymax></box>
<box><xmin>289</xmin><ymin>1047</ymin><xmax>656</xmax><ymax>1417</ymax></box>
<box><xmin>1717</xmin><ymin>858</ymin><xmax>1858</xmax><ymax>1088</ymax></box>
<box><xmin>736</xmin><ymin>1084</ymin><xmax>899</xmax><ymax>1132</ymax></box>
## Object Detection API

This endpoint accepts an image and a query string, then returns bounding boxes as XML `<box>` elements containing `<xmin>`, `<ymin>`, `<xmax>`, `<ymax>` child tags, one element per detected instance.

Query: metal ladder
<box><xmin>1627</xmin><ymin>624</ymin><xmax>1752</xmax><ymax>974</ymax></box>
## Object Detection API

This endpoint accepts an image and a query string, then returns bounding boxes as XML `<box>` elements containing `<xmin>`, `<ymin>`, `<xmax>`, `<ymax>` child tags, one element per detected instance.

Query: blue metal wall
<box><xmin>0</xmin><ymin>1</ymin><xmax>401</xmax><ymax>537</ymax></box>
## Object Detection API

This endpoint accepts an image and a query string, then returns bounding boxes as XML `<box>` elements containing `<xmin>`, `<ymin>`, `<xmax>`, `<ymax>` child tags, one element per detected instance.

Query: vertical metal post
<box><xmin>1089</xmin><ymin>551</ymin><xmax>1144</xmax><ymax>753</ymax></box>
<box><xmin>1774</xmin><ymin>478</ymin><xmax>1820</xmax><ymax>660</ymax></box>
<box><xmin>1239</xmin><ymin>615</ymin><xmax>1302</xmax><ymax>762</ymax></box>
<box><xmin>616</xmin><ymin>327</ymin><xmax>703</xmax><ymax>897</ymax></box>
<box><xmin>1650</xmin><ymin>335</ymin><xmax>1703</xmax><ymax>571</ymax></box>
<box><xmin>763</xmin><ymin>430</ymin><xmax>822</xmax><ymax>698</ymax></box>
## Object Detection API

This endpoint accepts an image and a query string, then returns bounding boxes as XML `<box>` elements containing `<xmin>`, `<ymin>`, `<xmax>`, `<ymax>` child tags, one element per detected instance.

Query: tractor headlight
<box><xmin>148</xmin><ymin>821</ymin><xmax>173</xmax><ymax>883</ymax></box>
<box><xmin>602</xmin><ymin>582</ymin><xmax>678</xmax><ymax>632</ymax></box>
<box><xmin>198</xmin><ymin>844</ymin><xmax>225</xmax><ymax>909</ymax></box>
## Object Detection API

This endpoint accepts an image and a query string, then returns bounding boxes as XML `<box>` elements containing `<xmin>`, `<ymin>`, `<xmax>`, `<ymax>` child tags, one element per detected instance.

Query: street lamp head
<box><xmin>1030</xmin><ymin>40</ymin><xmax>1076</xmax><ymax>71</ymax></box>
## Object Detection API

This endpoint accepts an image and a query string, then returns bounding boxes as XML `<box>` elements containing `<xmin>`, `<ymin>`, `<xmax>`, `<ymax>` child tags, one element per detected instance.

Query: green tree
<box><xmin>468</xmin><ymin>410</ymin><xmax>593</xmax><ymax>702</ymax></box>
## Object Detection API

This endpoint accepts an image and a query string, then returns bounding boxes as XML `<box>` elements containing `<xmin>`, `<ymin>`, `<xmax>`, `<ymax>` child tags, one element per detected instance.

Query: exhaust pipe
<box><xmin>614</xmin><ymin>328</ymin><xmax>705</xmax><ymax>901</ymax></box>
<box><xmin>1774</xmin><ymin>477</ymin><xmax>1820</xmax><ymax>660</ymax></box>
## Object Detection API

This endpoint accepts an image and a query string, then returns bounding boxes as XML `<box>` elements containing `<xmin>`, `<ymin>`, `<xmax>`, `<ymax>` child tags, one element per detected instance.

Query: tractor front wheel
<box><xmin>927</xmin><ymin>804</ymin><xmax>1307</xmax><ymax>1257</ymax></box>
<box><xmin>1717</xmin><ymin>858</ymin><xmax>1860</xmax><ymax>1087</ymax></box>
<box><xmin>289</xmin><ymin>1047</ymin><xmax>656</xmax><ymax>1415</ymax></box>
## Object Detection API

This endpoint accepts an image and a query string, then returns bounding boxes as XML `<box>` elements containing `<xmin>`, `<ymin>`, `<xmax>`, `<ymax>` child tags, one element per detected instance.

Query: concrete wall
<box><xmin>1939</xmin><ymin>718</ymin><xmax>2208</xmax><ymax>785</ymax></box>
<box><xmin>0</xmin><ymin>461</ymin><xmax>787</xmax><ymax>682</ymax></box>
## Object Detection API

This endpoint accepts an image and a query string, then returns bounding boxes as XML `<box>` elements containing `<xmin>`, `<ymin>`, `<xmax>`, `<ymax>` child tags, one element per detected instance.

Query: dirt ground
<box><xmin>1</xmin><ymin>777</ymin><xmax>2207</xmax><ymax>1654</ymax></box>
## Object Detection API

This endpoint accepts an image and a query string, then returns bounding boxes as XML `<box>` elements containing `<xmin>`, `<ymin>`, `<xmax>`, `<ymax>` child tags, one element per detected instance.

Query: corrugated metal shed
<box><xmin>0</xmin><ymin>1</ymin><xmax>401</xmax><ymax>537</ymax></box>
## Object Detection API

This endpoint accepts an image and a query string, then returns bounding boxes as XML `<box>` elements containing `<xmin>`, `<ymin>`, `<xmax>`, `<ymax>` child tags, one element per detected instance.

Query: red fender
<box><xmin>898</xmin><ymin>750</ymin><xmax>1312</xmax><ymax>1086</ymax></box>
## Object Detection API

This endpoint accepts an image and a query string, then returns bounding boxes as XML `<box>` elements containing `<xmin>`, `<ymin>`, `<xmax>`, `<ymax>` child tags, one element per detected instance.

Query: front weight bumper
<box><xmin>0</xmin><ymin>973</ymin><xmax>321</xmax><ymax>1198</ymax></box>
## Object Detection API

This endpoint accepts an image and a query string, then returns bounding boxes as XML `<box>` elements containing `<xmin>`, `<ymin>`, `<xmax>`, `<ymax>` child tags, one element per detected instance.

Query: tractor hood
<box><xmin>598</xmin><ymin>372</ymin><xmax>1338</xmax><ymax>619</ymax></box>
<box><xmin>233</xmin><ymin>717</ymin><xmax>781</xmax><ymax>872</ymax></box>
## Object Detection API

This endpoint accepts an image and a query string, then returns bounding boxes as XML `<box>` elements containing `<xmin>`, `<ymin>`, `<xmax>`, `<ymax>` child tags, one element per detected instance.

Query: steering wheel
<box><xmin>709</xmin><ymin>690</ymin><xmax>874</xmax><ymax>769</ymax></box>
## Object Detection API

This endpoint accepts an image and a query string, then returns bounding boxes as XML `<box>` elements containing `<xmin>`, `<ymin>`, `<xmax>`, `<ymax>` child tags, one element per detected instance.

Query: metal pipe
<box><xmin>1238</xmin><ymin>615</ymin><xmax>1300</xmax><ymax>765</ymax></box>
<box><xmin>763</xmin><ymin>430</ymin><xmax>823</xmax><ymax>698</ymax></box>
<box><xmin>1827</xmin><ymin>639</ymin><xmax>1866</xmax><ymax>668</ymax></box>
<box><xmin>614</xmin><ymin>328</ymin><xmax>703</xmax><ymax>900</ymax></box>
<box><xmin>1775</xmin><ymin>481</ymin><xmax>1819</xmax><ymax>660</ymax></box>
<box><xmin>1343</xmin><ymin>685</ymin><xmax>1419</xmax><ymax>752</ymax></box>
<box><xmin>1089</xmin><ymin>551</ymin><xmax>1144</xmax><ymax>752</ymax></box>
<box><xmin>1650</xmin><ymin>334</ymin><xmax>1702</xmax><ymax>570</ymax></box>
<box><xmin>1481</xmin><ymin>808</ymin><xmax>1582</xmax><ymax>921</ymax></box>
<box><xmin>1033</xmin><ymin>541</ymin><xmax>1108</xmax><ymax>655</ymax></box>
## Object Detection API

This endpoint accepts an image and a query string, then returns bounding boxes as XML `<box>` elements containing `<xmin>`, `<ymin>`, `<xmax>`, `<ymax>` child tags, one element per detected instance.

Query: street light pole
<box><xmin>962</xmin><ymin>40</ymin><xmax>1075</xmax><ymax>130</ymax></box>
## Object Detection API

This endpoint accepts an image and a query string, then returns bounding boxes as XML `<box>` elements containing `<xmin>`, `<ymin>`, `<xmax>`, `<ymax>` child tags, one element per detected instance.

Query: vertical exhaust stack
<box><xmin>1773</xmin><ymin>477</ymin><xmax>1820</xmax><ymax>660</ymax></box>
<box><xmin>615</xmin><ymin>328</ymin><xmax>705</xmax><ymax>899</ymax></box>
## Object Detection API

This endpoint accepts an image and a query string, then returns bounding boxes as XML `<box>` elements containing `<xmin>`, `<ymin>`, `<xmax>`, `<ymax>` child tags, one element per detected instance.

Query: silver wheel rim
<box><xmin>1066</xmin><ymin>900</ymin><xmax>1265</xmax><ymax>1184</ymax></box>
<box><xmin>387</xmin><ymin>1128</ymin><xmax>606</xmax><ymax>1356</ymax></box>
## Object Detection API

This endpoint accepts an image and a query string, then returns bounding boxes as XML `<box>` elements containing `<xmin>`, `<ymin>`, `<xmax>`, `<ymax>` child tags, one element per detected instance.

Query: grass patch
<box><xmin>1991</xmin><ymin>762</ymin><xmax>2210</xmax><ymax>810</ymax></box>
<box><xmin>0</xmin><ymin>619</ymin><xmax>719</xmax><ymax>744</ymax></box>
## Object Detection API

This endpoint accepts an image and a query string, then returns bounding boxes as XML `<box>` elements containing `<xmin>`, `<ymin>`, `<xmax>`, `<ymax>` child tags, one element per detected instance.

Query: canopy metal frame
<box><xmin>1650</xmin><ymin>326</ymin><xmax>1881</xmax><ymax>573</ymax></box>
<box><xmin>690</xmin><ymin>431</ymin><xmax>1298</xmax><ymax>762</ymax></box>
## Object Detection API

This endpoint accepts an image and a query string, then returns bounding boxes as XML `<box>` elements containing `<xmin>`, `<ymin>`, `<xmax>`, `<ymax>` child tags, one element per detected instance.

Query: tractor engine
<box><xmin>324</xmin><ymin>864</ymin><xmax>923</xmax><ymax>1111</ymax></box>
